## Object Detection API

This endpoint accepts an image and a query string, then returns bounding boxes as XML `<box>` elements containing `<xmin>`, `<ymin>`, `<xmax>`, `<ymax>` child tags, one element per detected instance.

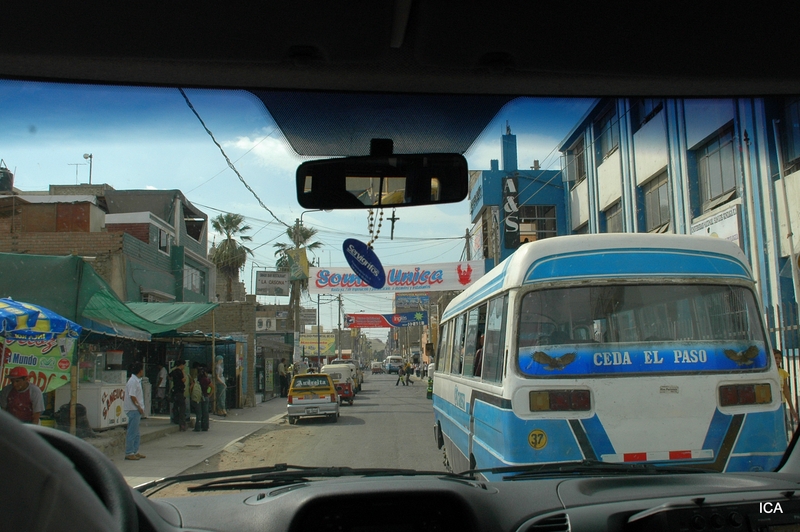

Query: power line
<box><xmin>178</xmin><ymin>88</ymin><xmax>291</xmax><ymax>230</ymax></box>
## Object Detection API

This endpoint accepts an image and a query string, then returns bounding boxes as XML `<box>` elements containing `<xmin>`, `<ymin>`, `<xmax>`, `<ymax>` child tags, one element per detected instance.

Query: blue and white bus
<box><xmin>432</xmin><ymin>234</ymin><xmax>787</xmax><ymax>477</ymax></box>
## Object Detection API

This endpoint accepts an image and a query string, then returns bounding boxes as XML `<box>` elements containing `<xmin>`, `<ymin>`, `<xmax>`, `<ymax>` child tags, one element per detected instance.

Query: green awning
<box><xmin>0</xmin><ymin>253</ymin><xmax>217</xmax><ymax>338</ymax></box>
<box><xmin>126</xmin><ymin>302</ymin><xmax>218</xmax><ymax>331</ymax></box>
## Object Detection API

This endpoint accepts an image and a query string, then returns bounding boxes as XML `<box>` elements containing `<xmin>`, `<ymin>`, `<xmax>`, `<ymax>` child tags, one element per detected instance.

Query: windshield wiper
<box><xmin>459</xmin><ymin>460</ymin><xmax>716</xmax><ymax>480</ymax></box>
<box><xmin>136</xmin><ymin>463</ymin><xmax>464</xmax><ymax>495</ymax></box>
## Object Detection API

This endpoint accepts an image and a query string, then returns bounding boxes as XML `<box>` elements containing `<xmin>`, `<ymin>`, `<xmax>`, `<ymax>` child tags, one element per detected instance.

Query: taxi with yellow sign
<box><xmin>286</xmin><ymin>373</ymin><xmax>340</xmax><ymax>424</ymax></box>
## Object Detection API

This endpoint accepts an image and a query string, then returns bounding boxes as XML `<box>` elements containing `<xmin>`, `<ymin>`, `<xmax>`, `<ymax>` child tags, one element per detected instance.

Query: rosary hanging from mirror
<box><xmin>367</xmin><ymin>208</ymin><xmax>383</xmax><ymax>249</ymax></box>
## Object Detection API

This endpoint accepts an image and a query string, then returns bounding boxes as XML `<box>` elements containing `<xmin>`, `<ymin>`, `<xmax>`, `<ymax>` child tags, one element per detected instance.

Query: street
<box><xmin>131</xmin><ymin>372</ymin><xmax>446</xmax><ymax>497</ymax></box>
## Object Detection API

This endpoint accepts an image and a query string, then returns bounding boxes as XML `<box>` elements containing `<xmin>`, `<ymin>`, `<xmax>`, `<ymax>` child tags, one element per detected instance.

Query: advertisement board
<box><xmin>256</xmin><ymin>271</ymin><xmax>290</xmax><ymax>296</ymax></box>
<box><xmin>309</xmin><ymin>261</ymin><xmax>485</xmax><ymax>294</ymax></box>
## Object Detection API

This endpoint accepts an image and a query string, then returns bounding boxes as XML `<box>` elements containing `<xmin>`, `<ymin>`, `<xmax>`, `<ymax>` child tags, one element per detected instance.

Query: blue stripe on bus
<box><xmin>518</xmin><ymin>344</ymin><xmax>768</xmax><ymax>377</ymax></box>
<box><xmin>732</xmin><ymin>409</ymin><xmax>787</xmax><ymax>455</ymax></box>
<box><xmin>701</xmin><ymin>408</ymin><xmax>732</xmax><ymax>452</ymax></box>
<box><xmin>524</xmin><ymin>249</ymin><xmax>750</xmax><ymax>285</ymax></box>
<box><xmin>579</xmin><ymin>414</ymin><xmax>616</xmax><ymax>458</ymax></box>
<box><xmin>433</xmin><ymin>395</ymin><xmax>471</xmax><ymax>460</ymax></box>
<box><xmin>726</xmin><ymin>454</ymin><xmax>784</xmax><ymax>472</ymax></box>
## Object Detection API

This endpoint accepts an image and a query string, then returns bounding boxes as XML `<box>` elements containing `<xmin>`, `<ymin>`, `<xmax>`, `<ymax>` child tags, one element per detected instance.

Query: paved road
<box><xmin>116</xmin><ymin>372</ymin><xmax>443</xmax><ymax>488</ymax></box>
<box><xmin>272</xmin><ymin>372</ymin><xmax>445</xmax><ymax>471</ymax></box>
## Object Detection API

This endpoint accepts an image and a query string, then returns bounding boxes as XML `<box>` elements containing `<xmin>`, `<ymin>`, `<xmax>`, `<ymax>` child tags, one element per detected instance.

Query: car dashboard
<box><xmin>138</xmin><ymin>472</ymin><xmax>800</xmax><ymax>532</ymax></box>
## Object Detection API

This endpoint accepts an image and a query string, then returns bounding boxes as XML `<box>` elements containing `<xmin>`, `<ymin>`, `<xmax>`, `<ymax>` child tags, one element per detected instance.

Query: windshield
<box><xmin>0</xmin><ymin>80</ymin><xmax>797</xmax><ymax>493</ymax></box>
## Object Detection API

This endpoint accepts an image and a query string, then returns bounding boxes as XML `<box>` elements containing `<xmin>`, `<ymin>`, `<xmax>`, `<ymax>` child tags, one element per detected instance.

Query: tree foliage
<box><xmin>209</xmin><ymin>213</ymin><xmax>253</xmax><ymax>301</ymax></box>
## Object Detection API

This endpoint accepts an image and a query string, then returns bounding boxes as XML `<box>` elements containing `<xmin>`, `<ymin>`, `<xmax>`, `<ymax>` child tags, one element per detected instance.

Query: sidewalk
<box><xmin>85</xmin><ymin>397</ymin><xmax>289</xmax><ymax>487</ymax></box>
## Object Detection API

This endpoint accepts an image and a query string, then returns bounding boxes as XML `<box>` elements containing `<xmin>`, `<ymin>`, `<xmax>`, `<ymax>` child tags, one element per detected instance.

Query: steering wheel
<box><xmin>30</xmin><ymin>423</ymin><xmax>139</xmax><ymax>532</ymax></box>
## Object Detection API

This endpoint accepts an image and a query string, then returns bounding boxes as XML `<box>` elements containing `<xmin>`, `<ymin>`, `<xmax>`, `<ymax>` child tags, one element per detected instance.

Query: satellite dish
<box><xmin>83</xmin><ymin>153</ymin><xmax>91</xmax><ymax>159</ymax></box>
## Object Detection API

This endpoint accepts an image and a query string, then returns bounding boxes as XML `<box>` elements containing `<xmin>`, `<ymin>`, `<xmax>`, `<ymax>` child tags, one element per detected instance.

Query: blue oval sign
<box><xmin>343</xmin><ymin>238</ymin><xmax>386</xmax><ymax>289</ymax></box>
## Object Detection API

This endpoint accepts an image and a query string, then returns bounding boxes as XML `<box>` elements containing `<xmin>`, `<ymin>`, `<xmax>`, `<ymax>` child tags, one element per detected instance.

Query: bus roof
<box><xmin>442</xmin><ymin>234</ymin><xmax>753</xmax><ymax>321</ymax></box>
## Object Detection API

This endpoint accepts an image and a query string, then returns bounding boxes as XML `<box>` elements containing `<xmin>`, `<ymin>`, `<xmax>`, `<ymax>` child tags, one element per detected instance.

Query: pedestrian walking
<box><xmin>155</xmin><ymin>362</ymin><xmax>168</xmax><ymax>414</ymax></box>
<box><xmin>396</xmin><ymin>365</ymin><xmax>406</xmax><ymax>386</ymax></box>
<box><xmin>123</xmin><ymin>362</ymin><xmax>146</xmax><ymax>460</ymax></box>
<box><xmin>170</xmin><ymin>360</ymin><xmax>188</xmax><ymax>431</ymax></box>
<box><xmin>190</xmin><ymin>363</ymin><xmax>203</xmax><ymax>431</ymax></box>
<box><xmin>197</xmin><ymin>365</ymin><xmax>211</xmax><ymax>431</ymax></box>
<box><xmin>278</xmin><ymin>357</ymin><xmax>289</xmax><ymax>398</ymax></box>
<box><xmin>215</xmin><ymin>355</ymin><xmax>227</xmax><ymax>416</ymax></box>
<box><xmin>405</xmin><ymin>362</ymin><xmax>413</xmax><ymax>385</ymax></box>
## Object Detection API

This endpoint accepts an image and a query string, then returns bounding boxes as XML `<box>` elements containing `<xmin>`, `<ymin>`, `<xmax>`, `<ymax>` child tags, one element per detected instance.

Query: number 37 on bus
<box><xmin>432</xmin><ymin>234</ymin><xmax>787</xmax><ymax>479</ymax></box>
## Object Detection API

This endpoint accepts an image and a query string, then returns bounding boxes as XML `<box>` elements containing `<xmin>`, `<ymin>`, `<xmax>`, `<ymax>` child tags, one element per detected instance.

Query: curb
<box><xmin>85</xmin><ymin>422</ymin><xmax>179</xmax><ymax>460</ymax></box>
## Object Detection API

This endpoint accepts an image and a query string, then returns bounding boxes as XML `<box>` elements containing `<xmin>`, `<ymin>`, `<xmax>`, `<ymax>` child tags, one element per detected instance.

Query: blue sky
<box><xmin>0</xmin><ymin>79</ymin><xmax>592</xmax><ymax>335</ymax></box>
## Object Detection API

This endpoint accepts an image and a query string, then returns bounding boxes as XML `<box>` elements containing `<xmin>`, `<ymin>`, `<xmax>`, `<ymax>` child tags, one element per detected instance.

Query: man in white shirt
<box><xmin>123</xmin><ymin>362</ymin><xmax>146</xmax><ymax>461</ymax></box>
<box><xmin>155</xmin><ymin>362</ymin><xmax>168</xmax><ymax>414</ymax></box>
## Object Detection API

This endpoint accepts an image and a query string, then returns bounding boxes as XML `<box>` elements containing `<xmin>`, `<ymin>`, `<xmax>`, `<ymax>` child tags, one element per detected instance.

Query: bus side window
<box><xmin>441</xmin><ymin>321</ymin><xmax>453</xmax><ymax>374</ymax></box>
<box><xmin>450</xmin><ymin>313</ymin><xmax>466</xmax><ymax>375</ymax></box>
<box><xmin>462</xmin><ymin>305</ymin><xmax>487</xmax><ymax>378</ymax></box>
<box><xmin>482</xmin><ymin>295</ymin><xmax>507</xmax><ymax>384</ymax></box>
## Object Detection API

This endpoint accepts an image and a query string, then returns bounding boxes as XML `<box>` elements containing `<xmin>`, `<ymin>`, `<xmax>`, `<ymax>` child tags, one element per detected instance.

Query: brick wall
<box><xmin>107</xmin><ymin>223</ymin><xmax>149</xmax><ymax>244</ymax></box>
<box><xmin>0</xmin><ymin>231</ymin><xmax>124</xmax><ymax>255</ymax></box>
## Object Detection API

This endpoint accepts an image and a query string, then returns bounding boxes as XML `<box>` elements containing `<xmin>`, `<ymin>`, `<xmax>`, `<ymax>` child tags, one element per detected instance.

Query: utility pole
<box><xmin>464</xmin><ymin>228</ymin><xmax>472</xmax><ymax>260</ymax></box>
<box><xmin>337</xmin><ymin>294</ymin><xmax>342</xmax><ymax>359</ymax></box>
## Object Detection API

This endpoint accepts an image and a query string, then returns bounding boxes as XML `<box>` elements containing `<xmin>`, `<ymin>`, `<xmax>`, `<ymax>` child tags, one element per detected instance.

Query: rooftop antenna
<box><xmin>68</xmin><ymin>162</ymin><xmax>86</xmax><ymax>184</ymax></box>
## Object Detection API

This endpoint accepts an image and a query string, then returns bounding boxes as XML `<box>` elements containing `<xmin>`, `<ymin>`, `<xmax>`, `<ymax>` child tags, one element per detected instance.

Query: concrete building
<box><xmin>469</xmin><ymin>123</ymin><xmax>567</xmax><ymax>269</ymax></box>
<box><xmin>556</xmin><ymin>97</ymin><xmax>800</xmax><ymax>349</ymax></box>
<box><xmin>0</xmin><ymin>184</ymin><xmax>215</xmax><ymax>304</ymax></box>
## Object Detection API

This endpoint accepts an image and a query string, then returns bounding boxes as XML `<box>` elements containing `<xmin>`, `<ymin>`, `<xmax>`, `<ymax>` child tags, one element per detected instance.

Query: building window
<box><xmin>630</xmin><ymin>98</ymin><xmax>663</xmax><ymax>133</ymax></box>
<box><xmin>595</xmin><ymin>105</ymin><xmax>619</xmax><ymax>161</ymax></box>
<box><xmin>158</xmin><ymin>228</ymin><xmax>170</xmax><ymax>254</ymax></box>
<box><xmin>566</xmin><ymin>138</ymin><xmax>586</xmax><ymax>184</ymax></box>
<box><xmin>603</xmin><ymin>202</ymin><xmax>623</xmax><ymax>233</ymax></box>
<box><xmin>519</xmin><ymin>205</ymin><xmax>557</xmax><ymax>243</ymax></box>
<box><xmin>781</xmin><ymin>97</ymin><xmax>800</xmax><ymax>175</ymax></box>
<box><xmin>642</xmin><ymin>171</ymin><xmax>670</xmax><ymax>232</ymax></box>
<box><xmin>696</xmin><ymin>126</ymin><xmax>737</xmax><ymax>212</ymax></box>
<box><xmin>183</xmin><ymin>264</ymin><xmax>205</xmax><ymax>294</ymax></box>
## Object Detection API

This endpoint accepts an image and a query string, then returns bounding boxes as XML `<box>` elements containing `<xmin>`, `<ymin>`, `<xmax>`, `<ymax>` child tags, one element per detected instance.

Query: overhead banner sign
<box><xmin>345</xmin><ymin>311</ymin><xmax>428</xmax><ymax>329</ymax></box>
<box><xmin>309</xmin><ymin>261</ymin><xmax>485</xmax><ymax>294</ymax></box>
<box><xmin>255</xmin><ymin>271</ymin><xmax>290</xmax><ymax>296</ymax></box>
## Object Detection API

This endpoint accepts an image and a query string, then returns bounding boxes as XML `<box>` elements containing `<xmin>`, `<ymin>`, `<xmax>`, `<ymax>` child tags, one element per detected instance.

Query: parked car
<box><xmin>286</xmin><ymin>373</ymin><xmax>339</xmax><ymax>424</ymax></box>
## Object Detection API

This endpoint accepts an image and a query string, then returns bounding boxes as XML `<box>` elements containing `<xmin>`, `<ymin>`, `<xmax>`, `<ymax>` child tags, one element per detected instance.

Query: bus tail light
<box><xmin>530</xmin><ymin>390</ymin><xmax>591</xmax><ymax>412</ymax></box>
<box><xmin>719</xmin><ymin>384</ymin><xmax>772</xmax><ymax>407</ymax></box>
<box><xmin>287</xmin><ymin>394</ymin><xmax>294</xmax><ymax>405</ymax></box>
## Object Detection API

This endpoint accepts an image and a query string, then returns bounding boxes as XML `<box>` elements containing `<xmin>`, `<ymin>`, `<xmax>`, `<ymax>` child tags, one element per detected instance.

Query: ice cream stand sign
<box><xmin>0</xmin><ymin>299</ymin><xmax>81</xmax><ymax>392</ymax></box>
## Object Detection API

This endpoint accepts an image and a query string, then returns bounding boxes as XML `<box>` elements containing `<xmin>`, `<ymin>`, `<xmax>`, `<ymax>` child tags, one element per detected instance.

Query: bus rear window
<box><xmin>517</xmin><ymin>283</ymin><xmax>768</xmax><ymax>376</ymax></box>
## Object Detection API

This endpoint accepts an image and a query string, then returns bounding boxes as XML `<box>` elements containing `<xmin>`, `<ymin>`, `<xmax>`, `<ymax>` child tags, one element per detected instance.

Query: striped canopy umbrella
<box><xmin>0</xmin><ymin>298</ymin><xmax>40</xmax><ymax>334</ymax></box>
<box><xmin>0</xmin><ymin>298</ymin><xmax>81</xmax><ymax>335</ymax></box>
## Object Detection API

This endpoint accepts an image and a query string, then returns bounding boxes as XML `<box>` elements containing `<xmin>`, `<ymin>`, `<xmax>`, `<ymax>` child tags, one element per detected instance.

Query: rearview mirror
<box><xmin>296</xmin><ymin>153</ymin><xmax>468</xmax><ymax>209</ymax></box>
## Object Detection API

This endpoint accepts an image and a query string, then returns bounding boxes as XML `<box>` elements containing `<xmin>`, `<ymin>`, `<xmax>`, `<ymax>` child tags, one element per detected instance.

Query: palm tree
<box><xmin>273</xmin><ymin>223</ymin><xmax>322</xmax><ymax>330</ymax></box>
<box><xmin>209</xmin><ymin>213</ymin><xmax>253</xmax><ymax>301</ymax></box>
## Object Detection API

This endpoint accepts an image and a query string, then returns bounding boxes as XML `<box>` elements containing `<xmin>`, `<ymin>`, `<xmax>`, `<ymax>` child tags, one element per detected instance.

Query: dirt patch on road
<box><xmin>147</xmin><ymin>421</ymin><xmax>311</xmax><ymax>498</ymax></box>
